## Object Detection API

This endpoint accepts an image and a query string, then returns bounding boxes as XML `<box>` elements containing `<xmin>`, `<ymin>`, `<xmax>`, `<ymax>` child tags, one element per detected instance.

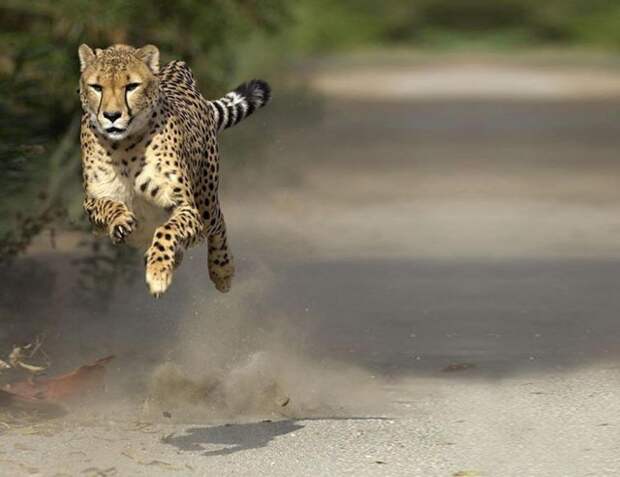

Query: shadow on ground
<box><xmin>267</xmin><ymin>257</ymin><xmax>620</xmax><ymax>377</ymax></box>
<box><xmin>164</xmin><ymin>417</ymin><xmax>390</xmax><ymax>456</ymax></box>
<box><xmin>164</xmin><ymin>420</ymin><xmax>304</xmax><ymax>456</ymax></box>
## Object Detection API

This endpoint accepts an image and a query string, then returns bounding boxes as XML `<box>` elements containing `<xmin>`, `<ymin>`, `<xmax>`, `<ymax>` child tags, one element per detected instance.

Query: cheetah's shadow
<box><xmin>164</xmin><ymin>417</ymin><xmax>389</xmax><ymax>457</ymax></box>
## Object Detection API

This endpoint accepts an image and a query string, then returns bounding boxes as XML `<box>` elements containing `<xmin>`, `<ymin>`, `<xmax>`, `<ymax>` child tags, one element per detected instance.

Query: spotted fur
<box><xmin>78</xmin><ymin>44</ymin><xmax>271</xmax><ymax>296</ymax></box>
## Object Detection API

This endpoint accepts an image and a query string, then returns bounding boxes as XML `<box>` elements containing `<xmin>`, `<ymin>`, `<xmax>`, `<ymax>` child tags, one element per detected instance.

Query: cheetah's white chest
<box><xmin>88</xmin><ymin>167</ymin><xmax>171</xmax><ymax>250</ymax></box>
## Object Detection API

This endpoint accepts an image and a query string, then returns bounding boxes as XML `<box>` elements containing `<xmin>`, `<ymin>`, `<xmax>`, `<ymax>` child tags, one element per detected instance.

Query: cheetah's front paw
<box><xmin>145</xmin><ymin>261</ymin><xmax>174</xmax><ymax>298</ymax></box>
<box><xmin>108</xmin><ymin>212</ymin><xmax>137</xmax><ymax>244</ymax></box>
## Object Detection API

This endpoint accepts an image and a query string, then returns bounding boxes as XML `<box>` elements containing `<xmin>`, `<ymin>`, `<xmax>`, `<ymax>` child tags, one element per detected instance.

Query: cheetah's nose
<box><xmin>103</xmin><ymin>111</ymin><xmax>122</xmax><ymax>122</ymax></box>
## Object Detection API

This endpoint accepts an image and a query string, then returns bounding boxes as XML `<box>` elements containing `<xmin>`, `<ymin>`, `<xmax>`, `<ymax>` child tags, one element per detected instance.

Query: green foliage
<box><xmin>417</xmin><ymin>0</ymin><xmax>620</xmax><ymax>49</ymax></box>
<box><xmin>0</xmin><ymin>0</ymin><xmax>290</xmax><ymax>260</ymax></box>
<box><xmin>283</xmin><ymin>0</ymin><xmax>620</xmax><ymax>50</ymax></box>
<box><xmin>282</xmin><ymin>0</ymin><xmax>396</xmax><ymax>52</ymax></box>
<box><xmin>2</xmin><ymin>0</ymin><xmax>620</xmax><ymax>263</ymax></box>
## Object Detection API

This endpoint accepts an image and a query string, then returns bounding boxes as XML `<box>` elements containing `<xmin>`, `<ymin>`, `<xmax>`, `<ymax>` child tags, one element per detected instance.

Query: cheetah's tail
<box><xmin>209</xmin><ymin>79</ymin><xmax>271</xmax><ymax>132</ymax></box>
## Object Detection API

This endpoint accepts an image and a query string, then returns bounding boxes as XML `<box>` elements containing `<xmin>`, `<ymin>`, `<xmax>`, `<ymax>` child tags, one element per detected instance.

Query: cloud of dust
<box><xmin>140</xmin><ymin>261</ymin><xmax>384</xmax><ymax>421</ymax></box>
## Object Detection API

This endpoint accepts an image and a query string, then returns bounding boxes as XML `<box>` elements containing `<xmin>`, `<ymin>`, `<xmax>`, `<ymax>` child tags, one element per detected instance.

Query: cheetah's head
<box><xmin>78</xmin><ymin>44</ymin><xmax>160</xmax><ymax>142</ymax></box>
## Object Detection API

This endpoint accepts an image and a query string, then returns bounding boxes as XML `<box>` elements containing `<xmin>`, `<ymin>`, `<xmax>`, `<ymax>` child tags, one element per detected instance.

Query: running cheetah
<box><xmin>78</xmin><ymin>44</ymin><xmax>271</xmax><ymax>296</ymax></box>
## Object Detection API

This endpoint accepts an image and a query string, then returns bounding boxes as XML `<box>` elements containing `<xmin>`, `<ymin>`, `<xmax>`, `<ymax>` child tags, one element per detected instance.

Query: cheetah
<box><xmin>78</xmin><ymin>44</ymin><xmax>271</xmax><ymax>296</ymax></box>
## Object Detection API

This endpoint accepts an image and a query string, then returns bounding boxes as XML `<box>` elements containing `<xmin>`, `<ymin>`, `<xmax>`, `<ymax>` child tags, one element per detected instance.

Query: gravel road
<box><xmin>4</xmin><ymin>55</ymin><xmax>620</xmax><ymax>477</ymax></box>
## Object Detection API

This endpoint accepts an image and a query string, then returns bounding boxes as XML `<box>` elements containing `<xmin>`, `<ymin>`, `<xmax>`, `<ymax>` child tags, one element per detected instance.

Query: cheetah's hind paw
<box><xmin>209</xmin><ymin>263</ymin><xmax>234</xmax><ymax>293</ymax></box>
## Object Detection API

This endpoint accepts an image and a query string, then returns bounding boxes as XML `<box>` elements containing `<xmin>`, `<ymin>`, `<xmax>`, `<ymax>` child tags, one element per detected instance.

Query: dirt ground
<box><xmin>3</xmin><ymin>53</ymin><xmax>620</xmax><ymax>476</ymax></box>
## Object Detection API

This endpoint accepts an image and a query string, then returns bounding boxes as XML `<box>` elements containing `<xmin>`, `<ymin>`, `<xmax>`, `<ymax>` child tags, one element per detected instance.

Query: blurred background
<box><xmin>0</xmin><ymin>0</ymin><xmax>620</xmax><ymax>373</ymax></box>
<box><xmin>4</xmin><ymin>0</ymin><xmax>620</xmax><ymax>379</ymax></box>
<box><xmin>3</xmin><ymin>1</ymin><xmax>620</xmax><ymax>472</ymax></box>
<box><xmin>5</xmin><ymin>0</ymin><xmax>620</xmax><ymax>260</ymax></box>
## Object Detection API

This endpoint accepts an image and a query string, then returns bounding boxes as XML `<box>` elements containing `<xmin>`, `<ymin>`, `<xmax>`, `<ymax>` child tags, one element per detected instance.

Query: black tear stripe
<box><xmin>96</xmin><ymin>92</ymin><xmax>103</xmax><ymax>118</ymax></box>
<box><xmin>124</xmin><ymin>90</ymin><xmax>133</xmax><ymax>118</ymax></box>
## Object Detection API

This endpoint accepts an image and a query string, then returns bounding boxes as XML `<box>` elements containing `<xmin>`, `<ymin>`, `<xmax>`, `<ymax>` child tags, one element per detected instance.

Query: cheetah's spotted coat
<box><xmin>78</xmin><ymin>44</ymin><xmax>271</xmax><ymax>296</ymax></box>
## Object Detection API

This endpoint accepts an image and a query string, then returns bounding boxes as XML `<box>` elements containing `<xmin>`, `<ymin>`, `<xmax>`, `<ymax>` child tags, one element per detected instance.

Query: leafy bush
<box><xmin>0</xmin><ymin>0</ymin><xmax>289</xmax><ymax>259</ymax></box>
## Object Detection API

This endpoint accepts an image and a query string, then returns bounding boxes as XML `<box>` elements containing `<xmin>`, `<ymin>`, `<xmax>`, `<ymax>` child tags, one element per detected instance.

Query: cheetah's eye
<box><xmin>126</xmin><ymin>83</ymin><xmax>141</xmax><ymax>92</ymax></box>
<box><xmin>89</xmin><ymin>84</ymin><xmax>103</xmax><ymax>93</ymax></box>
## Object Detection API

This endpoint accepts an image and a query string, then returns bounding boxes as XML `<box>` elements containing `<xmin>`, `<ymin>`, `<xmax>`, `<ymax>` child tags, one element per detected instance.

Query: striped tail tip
<box><xmin>211</xmin><ymin>79</ymin><xmax>272</xmax><ymax>132</ymax></box>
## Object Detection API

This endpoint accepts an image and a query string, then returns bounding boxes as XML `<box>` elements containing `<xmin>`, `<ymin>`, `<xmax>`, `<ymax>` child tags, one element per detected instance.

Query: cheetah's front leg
<box><xmin>145</xmin><ymin>204</ymin><xmax>203</xmax><ymax>297</ymax></box>
<box><xmin>83</xmin><ymin>197</ymin><xmax>137</xmax><ymax>244</ymax></box>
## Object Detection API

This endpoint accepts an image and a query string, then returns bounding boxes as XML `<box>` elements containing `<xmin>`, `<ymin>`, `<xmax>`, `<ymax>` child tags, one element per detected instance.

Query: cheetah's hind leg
<box><xmin>208</xmin><ymin>231</ymin><xmax>234</xmax><ymax>293</ymax></box>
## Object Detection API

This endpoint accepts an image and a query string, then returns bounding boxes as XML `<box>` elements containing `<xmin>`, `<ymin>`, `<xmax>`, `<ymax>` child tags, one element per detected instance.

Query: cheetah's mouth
<box><xmin>106</xmin><ymin>127</ymin><xmax>126</xmax><ymax>134</ymax></box>
<box><xmin>104</xmin><ymin>126</ymin><xmax>128</xmax><ymax>141</ymax></box>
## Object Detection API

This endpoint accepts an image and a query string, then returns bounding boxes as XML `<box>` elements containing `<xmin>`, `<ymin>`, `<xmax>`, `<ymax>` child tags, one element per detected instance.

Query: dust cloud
<box><xmin>138</xmin><ymin>263</ymin><xmax>385</xmax><ymax>422</ymax></box>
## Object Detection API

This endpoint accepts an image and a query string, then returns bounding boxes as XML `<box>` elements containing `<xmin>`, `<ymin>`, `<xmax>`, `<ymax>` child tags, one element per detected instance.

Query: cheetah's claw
<box><xmin>109</xmin><ymin>213</ymin><xmax>137</xmax><ymax>244</ymax></box>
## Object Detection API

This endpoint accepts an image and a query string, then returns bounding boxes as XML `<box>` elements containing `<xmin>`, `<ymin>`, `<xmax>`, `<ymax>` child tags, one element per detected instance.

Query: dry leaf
<box><xmin>4</xmin><ymin>356</ymin><xmax>114</xmax><ymax>401</ymax></box>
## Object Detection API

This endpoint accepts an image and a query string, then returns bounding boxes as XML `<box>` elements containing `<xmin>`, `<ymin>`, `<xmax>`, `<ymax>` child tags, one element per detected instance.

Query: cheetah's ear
<box><xmin>136</xmin><ymin>44</ymin><xmax>160</xmax><ymax>74</ymax></box>
<box><xmin>78</xmin><ymin>44</ymin><xmax>96</xmax><ymax>72</ymax></box>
